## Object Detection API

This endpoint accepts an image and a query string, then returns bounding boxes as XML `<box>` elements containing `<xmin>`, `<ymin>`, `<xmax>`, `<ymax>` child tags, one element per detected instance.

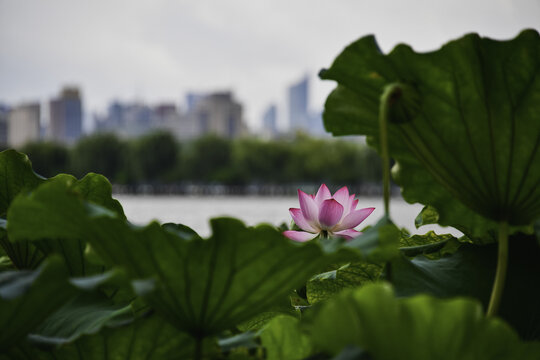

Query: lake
<box><xmin>114</xmin><ymin>195</ymin><xmax>463</xmax><ymax>238</ymax></box>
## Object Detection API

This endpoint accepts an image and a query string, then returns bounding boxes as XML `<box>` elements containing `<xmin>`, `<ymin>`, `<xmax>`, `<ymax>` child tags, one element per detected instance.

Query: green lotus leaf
<box><xmin>8</xmin><ymin>174</ymin><xmax>124</xmax><ymax>276</ymax></box>
<box><xmin>331</xmin><ymin>346</ymin><xmax>371</xmax><ymax>360</ymax></box>
<box><xmin>237</xmin><ymin>292</ymin><xmax>298</xmax><ymax>332</ymax></box>
<box><xmin>399</xmin><ymin>230</ymin><xmax>461</xmax><ymax>258</ymax></box>
<box><xmin>218</xmin><ymin>331</ymin><xmax>260</xmax><ymax>354</ymax></box>
<box><xmin>306</xmin><ymin>261</ymin><xmax>383</xmax><ymax>304</ymax></box>
<box><xmin>303</xmin><ymin>283</ymin><xmax>540</xmax><ymax>359</ymax></box>
<box><xmin>28</xmin><ymin>270</ymin><xmax>137</xmax><ymax>347</ymax></box>
<box><xmin>7</xmin><ymin>177</ymin><xmax>357</xmax><ymax>340</ymax></box>
<box><xmin>237</xmin><ymin>310</ymin><xmax>291</xmax><ymax>333</ymax></box>
<box><xmin>0</xmin><ymin>149</ymin><xmax>124</xmax><ymax>271</ymax></box>
<box><xmin>0</xmin><ymin>255</ymin><xmax>12</xmax><ymax>271</ymax></box>
<box><xmin>414</xmin><ymin>205</ymin><xmax>440</xmax><ymax>228</ymax></box>
<box><xmin>0</xmin><ymin>150</ymin><xmax>46</xmax><ymax>268</ymax></box>
<box><xmin>4</xmin><ymin>313</ymin><xmax>210</xmax><ymax>360</ymax></box>
<box><xmin>261</xmin><ymin>315</ymin><xmax>311</xmax><ymax>360</ymax></box>
<box><xmin>89</xmin><ymin>217</ymin><xmax>354</xmax><ymax>338</ymax></box>
<box><xmin>63</xmin><ymin>172</ymin><xmax>125</xmax><ymax>220</ymax></box>
<box><xmin>0</xmin><ymin>218</ymin><xmax>43</xmax><ymax>269</ymax></box>
<box><xmin>392</xmin><ymin>236</ymin><xmax>540</xmax><ymax>340</ymax></box>
<box><xmin>0</xmin><ymin>150</ymin><xmax>45</xmax><ymax>217</ymax></box>
<box><xmin>343</xmin><ymin>216</ymin><xmax>400</xmax><ymax>261</ymax></box>
<box><xmin>29</xmin><ymin>294</ymin><xmax>132</xmax><ymax>345</ymax></box>
<box><xmin>321</xmin><ymin>29</ymin><xmax>540</xmax><ymax>237</ymax></box>
<box><xmin>0</xmin><ymin>257</ymin><xmax>76</xmax><ymax>350</ymax></box>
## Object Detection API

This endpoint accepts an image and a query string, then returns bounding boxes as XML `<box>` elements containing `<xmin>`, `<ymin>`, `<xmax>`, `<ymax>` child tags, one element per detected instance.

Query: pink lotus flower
<box><xmin>284</xmin><ymin>184</ymin><xmax>374</xmax><ymax>242</ymax></box>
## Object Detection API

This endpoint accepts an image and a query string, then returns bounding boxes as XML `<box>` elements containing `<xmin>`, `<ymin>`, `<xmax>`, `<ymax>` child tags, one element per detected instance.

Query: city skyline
<box><xmin>1</xmin><ymin>88</ymin><xmax>249</xmax><ymax>146</ymax></box>
<box><xmin>1</xmin><ymin>1</ymin><xmax>537</xmax><ymax>132</ymax></box>
<box><xmin>0</xmin><ymin>73</ymin><xmax>328</xmax><ymax>140</ymax></box>
<box><xmin>0</xmin><ymin>78</ymin><xmax>329</xmax><ymax>146</ymax></box>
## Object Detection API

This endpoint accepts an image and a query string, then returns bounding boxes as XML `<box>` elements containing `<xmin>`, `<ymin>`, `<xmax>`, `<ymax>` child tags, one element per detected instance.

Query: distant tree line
<box><xmin>20</xmin><ymin>132</ymin><xmax>383</xmax><ymax>189</ymax></box>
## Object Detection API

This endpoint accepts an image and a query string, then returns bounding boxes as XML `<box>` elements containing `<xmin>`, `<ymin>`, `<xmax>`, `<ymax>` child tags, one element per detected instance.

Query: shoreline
<box><xmin>112</xmin><ymin>183</ymin><xmax>401</xmax><ymax>197</ymax></box>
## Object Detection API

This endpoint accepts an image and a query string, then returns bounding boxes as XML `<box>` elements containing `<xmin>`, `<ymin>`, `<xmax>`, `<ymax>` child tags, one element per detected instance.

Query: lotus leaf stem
<box><xmin>487</xmin><ymin>221</ymin><xmax>509</xmax><ymax>317</ymax></box>
<box><xmin>379</xmin><ymin>84</ymin><xmax>401</xmax><ymax>217</ymax></box>
<box><xmin>194</xmin><ymin>336</ymin><xmax>203</xmax><ymax>360</ymax></box>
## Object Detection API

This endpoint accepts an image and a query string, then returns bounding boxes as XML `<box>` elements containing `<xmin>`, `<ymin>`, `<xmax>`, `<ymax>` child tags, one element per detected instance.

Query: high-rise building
<box><xmin>150</xmin><ymin>103</ymin><xmax>196</xmax><ymax>140</ymax></box>
<box><xmin>97</xmin><ymin>100</ymin><xmax>182</xmax><ymax>138</ymax></box>
<box><xmin>8</xmin><ymin>103</ymin><xmax>40</xmax><ymax>147</ymax></box>
<box><xmin>96</xmin><ymin>101</ymin><xmax>152</xmax><ymax>138</ymax></box>
<box><xmin>288</xmin><ymin>75</ymin><xmax>309</xmax><ymax>131</ymax></box>
<box><xmin>0</xmin><ymin>104</ymin><xmax>10</xmax><ymax>147</ymax></box>
<box><xmin>94</xmin><ymin>92</ymin><xmax>245</xmax><ymax>140</ymax></box>
<box><xmin>262</xmin><ymin>104</ymin><xmax>278</xmax><ymax>138</ymax></box>
<box><xmin>188</xmin><ymin>92</ymin><xmax>245</xmax><ymax>139</ymax></box>
<box><xmin>49</xmin><ymin>87</ymin><xmax>83</xmax><ymax>143</ymax></box>
<box><xmin>308</xmin><ymin>112</ymin><xmax>327</xmax><ymax>137</ymax></box>
<box><xmin>107</xmin><ymin>101</ymin><xmax>126</xmax><ymax>128</ymax></box>
<box><xmin>286</xmin><ymin>74</ymin><xmax>329</xmax><ymax>137</ymax></box>
<box><xmin>153</xmin><ymin>104</ymin><xmax>177</xmax><ymax>122</ymax></box>
<box><xmin>185</xmin><ymin>93</ymin><xmax>205</xmax><ymax>112</ymax></box>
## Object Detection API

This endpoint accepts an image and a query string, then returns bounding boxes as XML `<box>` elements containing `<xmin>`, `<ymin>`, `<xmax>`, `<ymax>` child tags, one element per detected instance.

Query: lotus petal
<box><xmin>319</xmin><ymin>199</ymin><xmax>344</xmax><ymax>229</ymax></box>
<box><xmin>283</xmin><ymin>230</ymin><xmax>318</xmax><ymax>242</ymax></box>
<box><xmin>334</xmin><ymin>229</ymin><xmax>362</xmax><ymax>239</ymax></box>
<box><xmin>349</xmin><ymin>196</ymin><xmax>358</xmax><ymax>213</ymax></box>
<box><xmin>335</xmin><ymin>208</ymin><xmax>375</xmax><ymax>232</ymax></box>
<box><xmin>298</xmin><ymin>190</ymin><xmax>319</xmax><ymax>223</ymax></box>
<box><xmin>333</xmin><ymin>187</ymin><xmax>350</xmax><ymax>208</ymax></box>
<box><xmin>314</xmin><ymin>184</ymin><xmax>332</xmax><ymax>205</ymax></box>
<box><xmin>290</xmin><ymin>208</ymin><xmax>317</xmax><ymax>232</ymax></box>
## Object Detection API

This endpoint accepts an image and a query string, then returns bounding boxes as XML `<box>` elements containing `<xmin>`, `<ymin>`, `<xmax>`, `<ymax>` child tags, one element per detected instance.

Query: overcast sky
<box><xmin>0</xmin><ymin>0</ymin><xmax>538</xmax><ymax>131</ymax></box>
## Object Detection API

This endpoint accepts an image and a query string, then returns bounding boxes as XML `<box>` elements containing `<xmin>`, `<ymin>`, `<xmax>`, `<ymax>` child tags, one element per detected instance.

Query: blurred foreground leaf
<box><xmin>343</xmin><ymin>216</ymin><xmax>400</xmax><ymax>261</ymax></box>
<box><xmin>5</xmin><ymin>313</ymin><xmax>206</xmax><ymax>360</ymax></box>
<box><xmin>0</xmin><ymin>257</ymin><xmax>75</xmax><ymax>350</ymax></box>
<box><xmin>7</xmin><ymin>178</ymin><xmax>359</xmax><ymax>341</ymax></box>
<box><xmin>0</xmin><ymin>150</ymin><xmax>46</xmax><ymax>268</ymax></box>
<box><xmin>261</xmin><ymin>315</ymin><xmax>311</xmax><ymax>360</ymax></box>
<box><xmin>303</xmin><ymin>283</ymin><xmax>540</xmax><ymax>359</ymax></box>
<box><xmin>29</xmin><ymin>293</ymin><xmax>133</xmax><ymax>346</ymax></box>
<box><xmin>392</xmin><ymin>236</ymin><xmax>540</xmax><ymax>340</ymax></box>
<box><xmin>0</xmin><ymin>150</ymin><xmax>45</xmax><ymax>217</ymax></box>
<box><xmin>8</xmin><ymin>174</ymin><xmax>124</xmax><ymax>276</ymax></box>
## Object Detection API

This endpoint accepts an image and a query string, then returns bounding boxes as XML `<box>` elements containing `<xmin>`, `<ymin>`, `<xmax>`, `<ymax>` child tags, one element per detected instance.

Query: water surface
<box><xmin>115</xmin><ymin>195</ymin><xmax>463</xmax><ymax>238</ymax></box>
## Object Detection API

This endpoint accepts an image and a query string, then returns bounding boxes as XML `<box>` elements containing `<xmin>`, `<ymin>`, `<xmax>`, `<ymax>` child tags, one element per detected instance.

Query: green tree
<box><xmin>231</xmin><ymin>139</ymin><xmax>292</xmax><ymax>184</ymax></box>
<box><xmin>283</xmin><ymin>136</ymin><xmax>380</xmax><ymax>185</ymax></box>
<box><xmin>132</xmin><ymin>131</ymin><xmax>178</xmax><ymax>182</ymax></box>
<box><xmin>70</xmin><ymin>133</ymin><xmax>128</xmax><ymax>182</ymax></box>
<box><xmin>181</xmin><ymin>135</ymin><xmax>236</xmax><ymax>183</ymax></box>
<box><xmin>358</xmin><ymin>146</ymin><xmax>383</xmax><ymax>184</ymax></box>
<box><xmin>21</xmin><ymin>142</ymin><xmax>69</xmax><ymax>178</ymax></box>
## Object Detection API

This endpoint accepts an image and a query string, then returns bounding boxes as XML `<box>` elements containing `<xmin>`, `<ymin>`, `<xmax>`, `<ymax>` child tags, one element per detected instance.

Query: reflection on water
<box><xmin>115</xmin><ymin>195</ymin><xmax>463</xmax><ymax>238</ymax></box>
